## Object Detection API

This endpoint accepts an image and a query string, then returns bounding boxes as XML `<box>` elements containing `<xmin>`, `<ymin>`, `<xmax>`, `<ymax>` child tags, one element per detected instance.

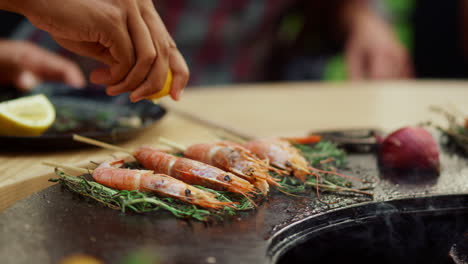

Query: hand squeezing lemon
<box><xmin>146</xmin><ymin>70</ymin><xmax>172</xmax><ymax>102</ymax></box>
<box><xmin>0</xmin><ymin>94</ymin><xmax>55</xmax><ymax>136</ymax></box>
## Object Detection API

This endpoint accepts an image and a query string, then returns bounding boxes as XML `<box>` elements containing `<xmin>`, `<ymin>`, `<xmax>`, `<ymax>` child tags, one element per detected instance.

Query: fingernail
<box><xmin>69</xmin><ymin>76</ymin><xmax>86</xmax><ymax>89</ymax></box>
<box><xmin>18</xmin><ymin>71</ymin><xmax>40</xmax><ymax>91</ymax></box>
<box><xmin>130</xmin><ymin>94</ymin><xmax>143</xmax><ymax>103</ymax></box>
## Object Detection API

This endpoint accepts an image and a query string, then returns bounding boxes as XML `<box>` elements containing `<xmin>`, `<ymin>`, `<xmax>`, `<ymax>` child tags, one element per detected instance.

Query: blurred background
<box><xmin>0</xmin><ymin>0</ymin><xmax>467</xmax><ymax>89</ymax></box>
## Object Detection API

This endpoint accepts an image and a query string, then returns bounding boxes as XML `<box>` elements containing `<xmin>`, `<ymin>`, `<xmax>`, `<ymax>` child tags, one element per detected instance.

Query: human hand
<box><xmin>0</xmin><ymin>40</ymin><xmax>85</xmax><ymax>91</ymax></box>
<box><xmin>345</xmin><ymin>9</ymin><xmax>412</xmax><ymax>80</ymax></box>
<box><xmin>20</xmin><ymin>0</ymin><xmax>189</xmax><ymax>101</ymax></box>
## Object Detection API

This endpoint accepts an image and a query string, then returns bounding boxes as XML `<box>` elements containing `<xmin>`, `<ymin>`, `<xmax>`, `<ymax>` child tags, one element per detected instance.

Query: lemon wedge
<box><xmin>0</xmin><ymin>94</ymin><xmax>55</xmax><ymax>137</ymax></box>
<box><xmin>146</xmin><ymin>69</ymin><xmax>172</xmax><ymax>103</ymax></box>
<box><xmin>60</xmin><ymin>254</ymin><xmax>103</xmax><ymax>264</ymax></box>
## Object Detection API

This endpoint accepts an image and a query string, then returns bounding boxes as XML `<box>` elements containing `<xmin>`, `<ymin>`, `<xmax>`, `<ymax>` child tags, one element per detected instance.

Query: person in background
<box><xmin>0</xmin><ymin>0</ymin><xmax>189</xmax><ymax>102</ymax></box>
<box><xmin>279</xmin><ymin>0</ymin><xmax>412</xmax><ymax>81</ymax></box>
<box><xmin>342</xmin><ymin>0</ymin><xmax>413</xmax><ymax>80</ymax></box>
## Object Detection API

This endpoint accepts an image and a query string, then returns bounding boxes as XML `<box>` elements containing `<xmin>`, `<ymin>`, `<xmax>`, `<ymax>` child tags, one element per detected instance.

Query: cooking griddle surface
<box><xmin>1</xmin><ymin>153</ymin><xmax>467</xmax><ymax>264</ymax></box>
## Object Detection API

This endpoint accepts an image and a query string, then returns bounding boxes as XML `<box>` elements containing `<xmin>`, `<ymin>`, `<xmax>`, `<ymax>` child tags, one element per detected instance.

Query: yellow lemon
<box><xmin>59</xmin><ymin>254</ymin><xmax>103</xmax><ymax>264</ymax></box>
<box><xmin>146</xmin><ymin>70</ymin><xmax>172</xmax><ymax>103</ymax></box>
<box><xmin>0</xmin><ymin>94</ymin><xmax>55</xmax><ymax>137</ymax></box>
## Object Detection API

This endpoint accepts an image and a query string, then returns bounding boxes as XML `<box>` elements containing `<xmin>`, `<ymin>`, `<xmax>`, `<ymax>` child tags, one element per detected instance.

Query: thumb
<box><xmin>14</xmin><ymin>71</ymin><xmax>41</xmax><ymax>92</ymax></box>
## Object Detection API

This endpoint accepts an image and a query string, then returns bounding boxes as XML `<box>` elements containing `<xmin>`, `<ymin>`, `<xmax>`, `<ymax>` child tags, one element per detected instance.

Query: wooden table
<box><xmin>1</xmin><ymin>80</ymin><xmax>467</xmax><ymax>211</ymax></box>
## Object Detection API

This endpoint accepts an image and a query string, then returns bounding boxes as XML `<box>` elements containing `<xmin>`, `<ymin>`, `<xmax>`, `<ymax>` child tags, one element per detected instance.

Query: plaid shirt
<box><xmin>12</xmin><ymin>0</ymin><xmax>295</xmax><ymax>86</ymax></box>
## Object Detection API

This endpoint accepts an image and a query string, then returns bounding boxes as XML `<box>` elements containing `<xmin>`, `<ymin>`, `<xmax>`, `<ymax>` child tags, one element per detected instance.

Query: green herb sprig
<box><xmin>49</xmin><ymin>140</ymin><xmax>371</xmax><ymax>221</ymax></box>
<box><xmin>276</xmin><ymin>142</ymin><xmax>372</xmax><ymax>196</ymax></box>
<box><xmin>429</xmin><ymin>106</ymin><xmax>468</xmax><ymax>154</ymax></box>
<box><xmin>50</xmin><ymin>170</ymin><xmax>214</xmax><ymax>221</ymax></box>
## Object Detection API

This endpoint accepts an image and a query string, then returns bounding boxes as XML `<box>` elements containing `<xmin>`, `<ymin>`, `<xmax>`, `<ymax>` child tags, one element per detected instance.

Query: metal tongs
<box><xmin>310</xmin><ymin>128</ymin><xmax>382</xmax><ymax>153</ymax></box>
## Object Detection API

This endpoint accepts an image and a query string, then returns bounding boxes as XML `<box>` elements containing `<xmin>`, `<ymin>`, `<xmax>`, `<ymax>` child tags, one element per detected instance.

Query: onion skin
<box><xmin>378</xmin><ymin>126</ymin><xmax>440</xmax><ymax>173</ymax></box>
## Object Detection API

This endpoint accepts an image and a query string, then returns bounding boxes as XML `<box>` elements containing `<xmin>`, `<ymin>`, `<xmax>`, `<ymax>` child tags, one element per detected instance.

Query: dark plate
<box><xmin>0</xmin><ymin>83</ymin><xmax>166</xmax><ymax>151</ymax></box>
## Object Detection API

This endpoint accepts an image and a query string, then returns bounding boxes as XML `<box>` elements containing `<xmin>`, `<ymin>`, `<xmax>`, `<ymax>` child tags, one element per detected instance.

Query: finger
<box><xmin>129</xmin><ymin>54</ymin><xmax>169</xmax><ymax>102</ymax></box>
<box><xmin>403</xmin><ymin>58</ymin><xmax>414</xmax><ymax>78</ymax></box>
<box><xmin>14</xmin><ymin>71</ymin><xmax>41</xmax><ymax>92</ymax></box>
<box><xmin>106</xmin><ymin>3</ymin><xmax>156</xmax><ymax>96</ymax></box>
<box><xmin>168</xmin><ymin>49</ymin><xmax>189</xmax><ymax>101</ymax></box>
<box><xmin>394</xmin><ymin>50</ymin><xmax>414</xmax><ymax>79</ymax></box>
<box><xmin>345</xmin><ymin>44</ymin><xmax>364</xmax><ymax>80</ymax></box>
<box><xmin>18</xmin><ymin>44</ymin><xmax>86</xmax><ymax>87</ymax></box>
<box><xmin>127</xmin><ymin>2</ymin><xmax>172</xmax><ymax>102</ymax></box>
<box><xmin>61</xmin><ymin>63</ymin><xmax>87</xmax><ymax>88</ymax></box>
<box><xmin>53</xmin><ymin>37</ymin><xmax>115</xmax><ymax>65</ymax></box>
<box><xmin>369</xmin><ymin>51</ymin><xmax>393</xmax><ymax>79</ymax></box>
<box><xmin>91</xmin><ymin>27</ymin><xmax>136</xmax><ymax>85</ymax></box>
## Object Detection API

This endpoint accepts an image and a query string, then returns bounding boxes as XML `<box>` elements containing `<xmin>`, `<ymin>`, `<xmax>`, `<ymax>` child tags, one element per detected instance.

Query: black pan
<box><xmin>0</xmin><ymin>83</ymin><xmax>166</xmax><ymax>151</ymax></box>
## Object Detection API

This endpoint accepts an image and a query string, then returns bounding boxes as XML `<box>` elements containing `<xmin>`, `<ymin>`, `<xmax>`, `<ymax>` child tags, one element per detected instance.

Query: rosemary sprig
<box><xmin>50</xmin><ymin>170</ymin><xmax>211</xmax><ymax>221</ymax></box>
<box><xmin>276</xmin><ymin>141</ymin><xmax>372</xmax><ymax>196</ymax></box>
<box><xmin>194</xmin><ymin>185</ymin><xmax>255</xmax><ymax>215</ymax></box>
<box><xmin>294</xmin><ymin>141</ymin><xmax>347</xmax><ymax>170</ymax></box>
<box><xmin>430</xmin><ymin>106</ymin><xmax>468</xmax><ymax>154</ymax></box>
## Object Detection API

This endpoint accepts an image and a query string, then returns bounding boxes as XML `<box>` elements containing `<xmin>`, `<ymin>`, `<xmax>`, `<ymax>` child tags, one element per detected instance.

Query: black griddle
<box><xmin>1</xmin><ymin>150</ymin><xmax>468</xmax><ymax>264</ymax></box>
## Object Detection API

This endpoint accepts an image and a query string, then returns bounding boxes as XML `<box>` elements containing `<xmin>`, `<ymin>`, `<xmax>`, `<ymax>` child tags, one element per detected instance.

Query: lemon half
<box><xmin>0</xmin><ymin>94</ymin><xmax>55</xmax><ymax>137</ymax></box>
<box><xmin>146</xmin><ymin>70</ymin><xmax>172</xmax><ymax>102</ymax></box>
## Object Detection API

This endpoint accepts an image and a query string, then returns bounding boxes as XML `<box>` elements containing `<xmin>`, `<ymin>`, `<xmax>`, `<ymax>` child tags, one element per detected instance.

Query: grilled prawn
<box><xmin>183</xmin><ymin>142</ymin><xmax>279</xmax><ymax>195</ymax></box>
<box><xmin>93</xmin><ymin>159</ymin><xmax>235</xmax><ymax>209</ymax></box>
<box><xmin>245</xmin><ymin>138</ymin><xmax>363</xmax><ymax>184</ymax></box>
<box><xmin>244</xmin><ymin>138</ymin><xmax>311</xmax><ymax>181</ymax></box>
<box><xmin>133</xmin><ymin>146</ymin><xmax>256</xmax><ymax>199</ymax></box>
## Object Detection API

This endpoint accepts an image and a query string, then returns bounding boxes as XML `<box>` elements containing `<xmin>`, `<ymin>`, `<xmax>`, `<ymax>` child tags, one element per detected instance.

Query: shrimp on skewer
<box><xmin>159</xmin><ymin>138</ymin><xmax>278</xmax><ymax>195</ymax></box>
<box><xmin>245</xmin><ymin>138</ymin><xmax>310</xmax><ymax>181</ymax></box>
<box><xmin>44</xmin><ymin>160</ymin><xmax>236</xmax><ymax>210</ymax></box>
<box><xmin>134</xmin><ymin>146</ymin><xmax>256</xmax><ymax>199</ymax></box>
<box><xmin>72</xmin><ymin>135</ymin><xmax>257</xmax><ymax>203</ymax></box>
<box><xmin>245</xmin><ymin>138</ymin><xmax>365</xmax><ymax>183</ymax></box>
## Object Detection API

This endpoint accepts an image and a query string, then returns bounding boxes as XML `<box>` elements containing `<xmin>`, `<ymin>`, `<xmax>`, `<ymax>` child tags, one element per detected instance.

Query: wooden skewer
<box><xmin>169</xmin><ymin>108</ymin><xmax>256</xmax><ymax>141</ymax></box>
<box><xmin>305</xmin><ymin>182</ymin><xmax>373</xmax><ymax>196</ymax></box>
<box><xmin>73</xmin><ymin>134</ymin><xmax>134</xmax><ymax>155</ymax></box>
<box><xmin>158</xmin><ymin>137</ymin><xmax>187</xmax><ymax>152</ymax></box>
<box><xmin>213</xmin><ymin>129</ymin><xmax>247</xmax><ymax>144</ymax></box>
<box><xmin>42</xmin><ymin>161</ymin><xmax>94</xmax><ymax>174</ymax></box>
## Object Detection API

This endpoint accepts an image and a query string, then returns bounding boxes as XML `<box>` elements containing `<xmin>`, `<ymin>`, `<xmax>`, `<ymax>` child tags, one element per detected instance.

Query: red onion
<box><xmin>378</xmin><ymin>126</ymin><xmax>440</xmax><ymax>173</ymax></box>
